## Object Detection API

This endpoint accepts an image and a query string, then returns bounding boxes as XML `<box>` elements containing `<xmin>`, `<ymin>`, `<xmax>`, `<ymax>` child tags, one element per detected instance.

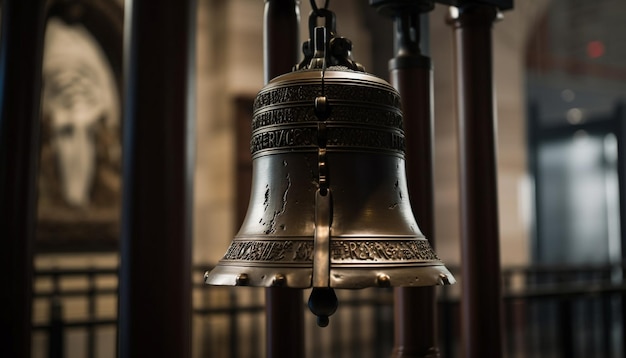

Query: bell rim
<box><xmin>204</xmin><ymin>264</ymin><xmax>455</xmax><ymax>289</ymax></box>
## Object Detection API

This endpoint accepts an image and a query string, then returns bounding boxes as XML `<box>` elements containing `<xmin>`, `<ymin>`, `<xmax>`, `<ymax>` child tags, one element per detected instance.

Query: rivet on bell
<box><xmin>272</xmin><ymin>274</ymin><xmax>286</xmax><ymax>287</ymax></box>
<box><xmin>236</xmin><ymin>273</ymin><xmax>250</xmax><ymax>286</ymax></box>
<box><xmin>439</xmin><ymin>274</ymin><xmax>451</xmax><ymax>286</ymax></box>
<box><xmin>376</xmin><ymin>274</ymin><xmax>391</xmax><ymax>287</ymax></box>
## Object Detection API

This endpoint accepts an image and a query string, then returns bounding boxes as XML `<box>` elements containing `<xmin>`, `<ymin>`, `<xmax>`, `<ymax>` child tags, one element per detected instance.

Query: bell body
<box><xmin>205</xmin><ymin>68</ymin><xmax>454</xmax><ymax>289</ymax></box>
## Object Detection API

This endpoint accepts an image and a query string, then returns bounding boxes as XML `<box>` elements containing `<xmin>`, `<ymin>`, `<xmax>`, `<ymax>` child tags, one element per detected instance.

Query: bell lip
<box><xmin>204</xmin><ymin>265</ymin><xmax>313</xmax><ymax>288</ymax></box>
<box><xmin>204</xmin><ymin>263</ymin><xmax>455</xmax><ymax>289</ymax></box>
<box><xmin>328</xmin><ymin>265</ymin><xmax>456</xmax><ymax>289</ymax></box>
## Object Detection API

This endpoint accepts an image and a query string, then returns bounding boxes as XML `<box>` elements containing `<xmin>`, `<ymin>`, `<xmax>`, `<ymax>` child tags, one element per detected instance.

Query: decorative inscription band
<box><xmin>332</xmin><ymin>239</ymin><xmax>439</xmax><ymax>262</ymax></box>
<box><xmin>221</xmin><ymin>239</ymin><xmax>440</xmax><ymax>263</ymax></box>
<box><xmin>253</xmin><ymin>83</ymin><xmax>401</xmax><ymax>112</ymax></box>
<box><xmin>223</xmin><ymin>240</ymin><xmax>313</xmax><ymax>263</ymax></box>
<box><xmin>252</xmin><ymin>104</ymin><xmax>403</xmax><ymax>131</ymax></box>
<box><xmin>250</xmin><ymin>126</ymin><xmax>406</xmax><ymax>155</ymax></box>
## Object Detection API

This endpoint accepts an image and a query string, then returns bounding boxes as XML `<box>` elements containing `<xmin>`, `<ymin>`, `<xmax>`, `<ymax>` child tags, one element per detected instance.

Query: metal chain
<box><xmin>310</xmin><ymin>0</ymin><xmax>330</xmax><ymax>14</ymax></box>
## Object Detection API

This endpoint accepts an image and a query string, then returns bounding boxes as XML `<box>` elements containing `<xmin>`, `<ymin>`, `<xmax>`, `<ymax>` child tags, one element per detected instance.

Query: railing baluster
<box><xmin>200</xmin><ymin>286</ymin><xmax>213</xmax><ymax>358</ymax></box>
<box><xmin>49</xmin><ymin>273</ymin><xmax>63</xmax><ymax>358</ymax></box>
<box><xmin>250</xmin><ymin>289</ymin><xmax>260</xmax><ymax>357</ymax></box>
<box><xmin>373</xmin><ymin>292</ymin><xmax>384</xmax><ymax>358</ymax></box>
<box><xmin>439</xmin><ymin>286</ymin><xmax>454</xmax><ymax>358</ymax></box>
<box><xmin>229</xmin><ymin>288</ymin><xmax>239</xmax><ymax>358</ymax></box>
<box><xmin>88</xmin><ymin>270</ymin><xmax>96</xmax><ymax>358</ymax></box>
<box><xmin>602</xmin><ymin>294</ymin><xmax>612</xmax><ymax>358</ymax></box>
<box><xmin>350</xmin><ymin>290</ymin><xmax>361</xmax><ymax>358</ymax></box>
<box><xmin>558</xmin><ymin>298</ymin><xmax>574</xmax><ymax>358</ymax></box>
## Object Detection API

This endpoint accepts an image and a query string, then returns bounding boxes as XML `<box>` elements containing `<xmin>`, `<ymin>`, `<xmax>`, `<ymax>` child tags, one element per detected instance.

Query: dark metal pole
<box><xmin>0</xmin><ymin>1</ymin><xmax>46</xmax><ymax>357</ymax></box>
<box><xmin>263</xmin><ymin>1</ymin><xmax>304</xmax><ymax>358</ymax></box>
<box><xmin>390</xmin><ymin>50</ymin><xmax>440</xmax><ymax>358</ymax></box>
<box><xmin>616</xmin><ymin>102</ymin><xmax>626</xmax><ymax>358</ymax></box>
<box><xmin>447</xmin><ymin>4</ymin><xmax>503</xmax><ymax>358</ymax></box>
<box><xmin>117</xmin><ymin>0</ymin><xmax>196</xmax><ymax>357</ymax></box>
<box><xmin>264</xmin><ymin>0</ymin><xmax>301</xmax><ymax>84</ymax></box>
<box><xmin>371</xmin><ymin>1</ymin><xmax>440</xmax><ymax>357</ymax></box>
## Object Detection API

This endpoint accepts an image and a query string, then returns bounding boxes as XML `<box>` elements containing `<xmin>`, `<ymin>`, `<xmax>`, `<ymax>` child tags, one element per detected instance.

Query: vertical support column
<box><xmin>371</xmin><ymin>1</ymin><xmax>440</xmax><ymax>357</ymax></box>
<box><xmin>263</xmin><ymin>1</ymin><xmax>304</xmax><ymax>358</ymax></box>
<box><xmin>616</xmin><ymin>102</ymin><xmax>626</xmax><ymax>356</ymax></box>
<box><xmin>117</xmin><ymin>0</ymin><xmax>196</xmax><ymax>357</ymax></box>
<box><xmin>264</xmin><ymin>0</ymin><xmax>301</xmax><ymax>84</ymax></box>
<box><xmin>448</xmin><ymin>4</ymin><xmax>503</xmax><ymax>358</ymax></box>
<box><xmin>390</xmin><ymin>33</ymin><xmax>440</xmax><ymax>358</ymax></box>
<box><xmin>0</xmin><ymin>1</ymin><xmax>46</xmax><ymax>357</ymax></box>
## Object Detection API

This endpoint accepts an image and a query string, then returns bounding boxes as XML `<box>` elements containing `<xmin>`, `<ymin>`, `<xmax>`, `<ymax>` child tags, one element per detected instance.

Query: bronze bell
<box><xmin>205</xmin><ymin>11</ymin><xmax>454</xmax><ymax>325</ymax></box>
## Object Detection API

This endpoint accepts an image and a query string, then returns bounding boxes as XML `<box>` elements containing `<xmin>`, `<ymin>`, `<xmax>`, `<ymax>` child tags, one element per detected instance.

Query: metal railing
<box><xmin>32</xmin><ymin>267</ymin><xmax>118</xmax><ymax>358</ymax></box>
<box><xmin>32</xmin><ymin>263</ymin><xmax>625</xmax><ymax>358</ymax></box>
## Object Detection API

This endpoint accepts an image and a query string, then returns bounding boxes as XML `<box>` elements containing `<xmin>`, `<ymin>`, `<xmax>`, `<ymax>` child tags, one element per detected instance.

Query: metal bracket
<box><xmin>434</xmin><ymin>0</ymin><xmax>513</xmax><ymax>11</ymax></box>
<box><xmin>370</xmin><ymin>0</ymin><xmax>434</xmax><ymax>16</ymax></box>
<box><xmin>294</xmin><ymin>9</ymin><xmax>364</xmax><ymax>71</ymax></box>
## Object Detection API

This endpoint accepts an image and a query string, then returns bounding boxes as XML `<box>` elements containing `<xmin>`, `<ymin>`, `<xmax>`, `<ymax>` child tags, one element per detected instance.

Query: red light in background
<box><xmin>587</xmin><ymin>40</ymin><xmax>605</xmax><ymax>59</ymax></box>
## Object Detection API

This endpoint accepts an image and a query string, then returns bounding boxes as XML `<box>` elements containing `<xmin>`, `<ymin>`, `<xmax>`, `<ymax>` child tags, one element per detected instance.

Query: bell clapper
<box><xmin>308</xmin><ymin>287</ymin><xmax>338</xmax><ymax>328</ymax></box>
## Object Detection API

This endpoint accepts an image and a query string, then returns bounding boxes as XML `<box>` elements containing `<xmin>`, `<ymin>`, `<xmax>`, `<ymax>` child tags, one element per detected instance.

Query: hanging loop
<box><xmin>294</xmin><ymin>9</ymin><xmax>336</xmax><ymax>71</ymax></box>
<box><xmin>310</xmin><ymin>0</ymin><xmax>330</xmax><ymax>14</ymax></box>
<box><xmin>308</xmin><ymin>8</ymin><xmax>336</xmax><ymax>39</ymax></box>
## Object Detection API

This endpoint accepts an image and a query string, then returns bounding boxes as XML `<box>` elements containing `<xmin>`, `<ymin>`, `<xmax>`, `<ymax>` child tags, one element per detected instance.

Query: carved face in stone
<box><xmin>42</xmin><ymin>18</ymin><xmax>120</xmax><ymax>208</ymax></box>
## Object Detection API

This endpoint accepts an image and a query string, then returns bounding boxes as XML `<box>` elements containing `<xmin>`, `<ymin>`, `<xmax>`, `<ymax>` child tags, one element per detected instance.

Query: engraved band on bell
<box><xmin>219</xmin><ymin>238</ymin><xmax>440</xmax><ymax>263</ymax></box>
<box><xmin>250</xmin><ymin>125</ymin><xmax>405</xmax><ymax>155</ymax></box>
